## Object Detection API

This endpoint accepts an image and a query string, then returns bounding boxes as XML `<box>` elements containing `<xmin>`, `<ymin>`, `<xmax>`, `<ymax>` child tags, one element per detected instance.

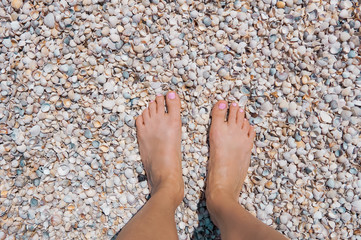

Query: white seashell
<box><xmin>30</xmin><ymin>10</ymin><xmax>39</xmax><ymax>20</ymax></box>
<box><xmin>44</xmin><ymin>13</ymin><xmax>55</xmax><ymax>28</ymax></box>
<box><xmin>352</xmin><ymin>200</ymin><xmax>361</xmax><ymax>213</ymax></box>
<box><xmin>85</xmin><ymin>189</ymin><xmax>96</xmax><ymax>197</ymax></box>
<box><xmin>30</xmin><ymin>125</ymin><xmax>41</xmax><ymax>136</ymax></box>
<box><xmin>57</xmin><ymin>165</ymin><xmax>70</xmax><ymax>176</ymax></box>
<box><xmin>103</xmin><ymin>100</ymin><xmax>115</xmax><ymax>110</ymax></box>
<box><xmin>320</xmin><ymin>111</ymin><xmax>332</xmax><ymax>123</ymax></box>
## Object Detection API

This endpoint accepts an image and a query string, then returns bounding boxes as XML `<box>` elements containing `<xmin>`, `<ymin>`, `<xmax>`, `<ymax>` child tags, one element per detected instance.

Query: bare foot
<box><xmin>135</xmin><ymin>91</ymin><xmax>184</xmax><ymax>205</ymax></box>
<box><xmin>206</xmin><ymin>101</ymin><xmax>256</xmax><ymax>208</ymax></box>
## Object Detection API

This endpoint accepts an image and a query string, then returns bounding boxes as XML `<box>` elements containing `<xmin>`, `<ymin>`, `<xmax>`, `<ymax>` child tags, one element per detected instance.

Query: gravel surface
<box><xmin>0</xmin><ymin>0</ymin><xmax>360</xmax><ymax>239</ymax></box>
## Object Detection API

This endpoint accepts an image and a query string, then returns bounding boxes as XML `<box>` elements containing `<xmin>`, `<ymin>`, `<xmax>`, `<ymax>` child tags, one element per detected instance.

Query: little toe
<box><xmin>136</xmin><ymin>115</ymin><xmax>144</xmax><ymax>128</ymax></box>
<box><xmin>243</xmin><ymin>119</ymin><xmax>250</xmax><ymax>132</ymax></box>
<box><xmin>155</xmin><ymin>94</ymin><xmax>165</xmax><ymax>114</ymax></box>
<box><xmin>149</xmin><ymin>101</ymin><xmax>157</xmax><ymax>117</ymax></box>
<box><xmin>249</xmin><ymin>126</ymin><xmax>256</xmax><ymax>139</ymax></box>
<box><xmin>237</xmin><ymin>108</ymin><xmax>245</xmax><ymax>127</ymax></box>
<box><xmin>142</xmin><ymin>108</ymin><xmax>150</xmax><ymax>123</ymax></box>
<box><xmin>211</xmin><ymin>101</ymin><xmax>228</xmax><ymax>124</ymax></box>
<box><xmin>165</xmin><ymin>91</ymin><xmax>181</xmax><ymax>117</ymax></box>
<box><xmin>228</xmin><ymin>102</ymin><xmax>238</xmax><ymax>125</ymax></box>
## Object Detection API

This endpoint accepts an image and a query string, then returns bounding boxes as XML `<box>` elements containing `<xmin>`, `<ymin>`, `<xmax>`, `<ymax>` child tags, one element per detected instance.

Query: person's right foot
<box><xmin>135</xmin><ymin>91</ymin><xmax>184</xmax><ymax>206</ymax></box>
<box><xmin>206</xmin><ymin>101</ymin><xmax>256</xmax><ymax>207</ymax></box>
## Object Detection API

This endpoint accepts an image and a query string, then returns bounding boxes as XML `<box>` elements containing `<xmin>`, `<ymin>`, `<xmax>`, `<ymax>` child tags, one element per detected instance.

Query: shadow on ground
<box><xmin>191</xmin><ymin>192</ymin><xmax>221</xmax><ymax>240</ymax></box>
<box><xmin>112</xmin><ymin>172</ymin><xmax>221</xmax><ymax>239</ymax></box>
<box><xmin>111</xmin><ymin>192</ymin><xmax>221</xmax><ymax>240</ymax></box>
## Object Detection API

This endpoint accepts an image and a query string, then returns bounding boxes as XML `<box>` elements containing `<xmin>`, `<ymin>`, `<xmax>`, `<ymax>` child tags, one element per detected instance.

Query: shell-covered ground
<box><xmin>0</xmin><ymin>0</ymin><xmax>360</xmax><ymax>239</ymax></box>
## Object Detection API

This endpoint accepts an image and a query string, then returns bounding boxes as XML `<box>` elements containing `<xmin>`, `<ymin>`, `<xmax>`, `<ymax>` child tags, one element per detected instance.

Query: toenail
<box><xmin>219</xmin><ymin>103</ymin><xmax>226</xmax><ymax>109</ymax></box>
<box><xmin>150</xmin><ymin>100</ymin><xmax>154</xmax><ymax>103</ymax></box>
<box><xmin>168</xmin><ymin>92</ymin><xmax>175</xmax><ymax>99</ymax></box>
<box><xmin>232</xmin><ymin>103</ymin><xmax>237</xmax><ymax>107</ymax></box>
<box><xmin>156</xmin><ymin>94</ymin><xmax>162</xmax><ymax>96</ymax></box>
<box><xmin>239</xmin><ymin>108</ymin><xmax>244</xmax><ymax>113</ymax></box>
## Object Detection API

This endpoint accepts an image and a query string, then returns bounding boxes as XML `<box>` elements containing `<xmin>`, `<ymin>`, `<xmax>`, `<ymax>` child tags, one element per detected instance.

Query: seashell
<box><xmin>265</xmin><ymin>181</ymin><xmax>276</xmax><ymax>189</ymax></box>
<box><xmin>301</xmin><ymin>75</ymin><xmax>309</xmax><ymax>85</ymax></box>
<box><xmin>276</xmin><ymin>1</ymin><xmax>285</xmax><ymax>8</ymax></box>
<box><xmin>30</xmin><ymin>10</ymin><xmax>39</xmax><ymax>20</ymax></box>
<box><xmin>0</xmin><ymin>191</ymin><xmax>7</xmax><ymax>198</ymax></box>
<box><xmin>0</xmin><ymin>231</ymin><xmax>6</xmax><ymax>240</ymax></box>
<box><xmin>32</xmin><ymin>70</ymin><xmax>41</xmax><ymax>80</ymax></box>
<box><xmin>74</xmin><ymin>5</ymin><xmax>81</xmax><ymax>11</ymax></box>
<box><xmin>11</xmin><ymin>0</ymin><xmax>22</xmax><ymax>9</ymax></box>
<box><xmin>100</xmin><ymin>145</ymin><xmax>109</xmax><ymax>153</ymax></box>
<box><xmin>57</xmin><ymin>164</ymin><xmax>70</xmax><ymax>176</ymax></box>
<box><xmin>68</xmin><ymin>205</ymin><xmax>75</xmax><ymax>211</ymax></box>
<box><xmin>51</xmin><ymin>214</ymin><xmax>62</xmax><ymax>226</ymax></box>
<box><xmin>63</xmin><ymin>99</ymin><xmax>71</xmax><ymax>108</ymax></box>
<box><xmin>93</xmin><ymin>120</ymin><xmax>101</xmax><ymax>128</ymax></box>
<box><xmin>250</xmin><ymin>175</ymin><xmax>262</xmax><ymax>185</ymax></box>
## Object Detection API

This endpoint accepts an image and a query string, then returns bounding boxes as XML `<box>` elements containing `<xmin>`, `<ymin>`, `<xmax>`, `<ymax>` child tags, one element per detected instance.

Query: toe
<box><xmin>237</xmin><ymin>108</ymin><xmax>245</xmax><ymax>127</ymax></box>
<box><xmin>249</xmin><ymin>125</ymin><xmax>256</xmax><ymax>139</ymax></box>
<box><xmin>155</xmin><ymin>94</ymin><xmax>165</xmax><ymax>114</ymax></box>
<box><xmin>136</xmin><ymin>115</ymin><xmax>144</xmax><ymax>128</ymax></box>
<box><xmin>149</xmin><ymin>101</ymin><xmax>157</xmax><ymax>117</ymax></box>
<box><xmin>211</xmin><ymin>101</ymin><xmax>228</xmax><ymax>124</ymax></box>
<box><xmin>165</xmin><ymin>91</ymin><xmax>181</xmax><ymax>117</ymax></box>
<box><xmin>228</xmin><ymin>102</ymin><xmax>238</xmax><ymax>125</ymax></box>
<box><xmin>142</xmin><ymin>108</ymin><xmax>150</xmax><ymax>123</ymax></box>
<box><xmin>243</xmin><ymin>119</ymin><xmax>250</xmax><ymax>132</ymax></box>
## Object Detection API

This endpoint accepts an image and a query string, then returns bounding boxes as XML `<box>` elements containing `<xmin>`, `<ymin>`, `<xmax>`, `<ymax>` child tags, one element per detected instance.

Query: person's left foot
<box><xmin>135</xmin><ymin>91</ymin><xmax>184</xmax><ymax>205</ymax></box>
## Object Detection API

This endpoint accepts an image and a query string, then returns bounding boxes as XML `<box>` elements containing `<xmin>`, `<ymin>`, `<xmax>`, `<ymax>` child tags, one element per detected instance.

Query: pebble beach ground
<box><xmin>1</xmin><ymin>0</ymin><xmax>361</xmax><ymax>239</ymax></box>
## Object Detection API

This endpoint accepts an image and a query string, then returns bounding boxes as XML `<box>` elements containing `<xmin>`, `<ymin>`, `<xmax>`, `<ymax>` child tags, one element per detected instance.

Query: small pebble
<box><xmin>44</xmin><ymin>13</ymin><xmax>55</xmax><ymax>28</ymax></box>
<box><xmin>84</xmin><ymin>129</ymin><xmax>93</xmax><ymax>139</ymax></box>
<box><xmin>203</xmin><ymin>17</ymin><xmax>211</xmax><ymax>27</ymax></box>
<box><xmin>326</xmin><ymin>179</ymin><xmax>335</xmax><ymax>188</ymax></box>
<box><xmin>30</xmin><ymin>198</ymin><xmax>38</xmax><ymax>207</ymax></box>
<box><xmin>124</xmin><ymin>169</ymin><xmax>134</xmax><ymax>179</ymax></box>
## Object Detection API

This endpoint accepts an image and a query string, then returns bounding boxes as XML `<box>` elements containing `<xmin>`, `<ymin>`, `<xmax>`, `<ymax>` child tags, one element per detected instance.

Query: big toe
<box><xmin>165</xmin><ymin>91</ymin><xmax>181</xmax><ymax>117</ymax></box>
<box><xmin>211</xmin><ymin>101</ymin><xmax>228</xmax><ymax>124</ymax></box>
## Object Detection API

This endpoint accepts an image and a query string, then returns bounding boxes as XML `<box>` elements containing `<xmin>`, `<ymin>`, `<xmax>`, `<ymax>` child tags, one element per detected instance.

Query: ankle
<box><xmin>206</xmin><ymin>189</ymin><xmax>239</xmax><ymax>227</ymax></box>
<box><xmin>151</xmin><ymin>180</ymin><xmax>184</xmax><ymax>207</ymax></box>
<box><xmin>206</xmin><ymin>188</ymin><xmax>237</xmax><ymax>213</ymax></box>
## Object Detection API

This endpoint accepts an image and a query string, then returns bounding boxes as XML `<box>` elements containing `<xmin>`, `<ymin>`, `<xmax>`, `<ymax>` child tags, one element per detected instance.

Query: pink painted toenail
<box><xmin>219</xmin><ymin>103</ymin><xmax>226</xmax><ymax>109</ymax></box>
<box><xmin>239</xmin><ymin>108</ymin><xmax>244</xmax><ymax>113</ymax></box>
<box><xmin>157</xmin><ymin>94</ymin><xmax>162</xmax><ymax>96</ymax></box>
<box><xmin>150</xmin><ymin>100</ymin><xmax>154</xmax><ymax>103</ymax></box>
<box><xmin>232</xmin><ymin>103</ymin><xmax>237</xmax><ymax>107</ymax></box>
<box><xmin>168</xmin><ymin>92</ymin><xmax>175</xmax><ymax>99</ymax></box>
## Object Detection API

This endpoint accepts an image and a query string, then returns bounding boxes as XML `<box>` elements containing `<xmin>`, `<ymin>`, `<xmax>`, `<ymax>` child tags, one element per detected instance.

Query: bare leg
<box><xmin>117</xmin><ymin>91</ymin><xmax>184</xmax><ymax>240</ymax></box>
<box><xmin>206</xmin><ymin>101</ymin><xmax>288</xmax><ymax>240</ymax></box>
